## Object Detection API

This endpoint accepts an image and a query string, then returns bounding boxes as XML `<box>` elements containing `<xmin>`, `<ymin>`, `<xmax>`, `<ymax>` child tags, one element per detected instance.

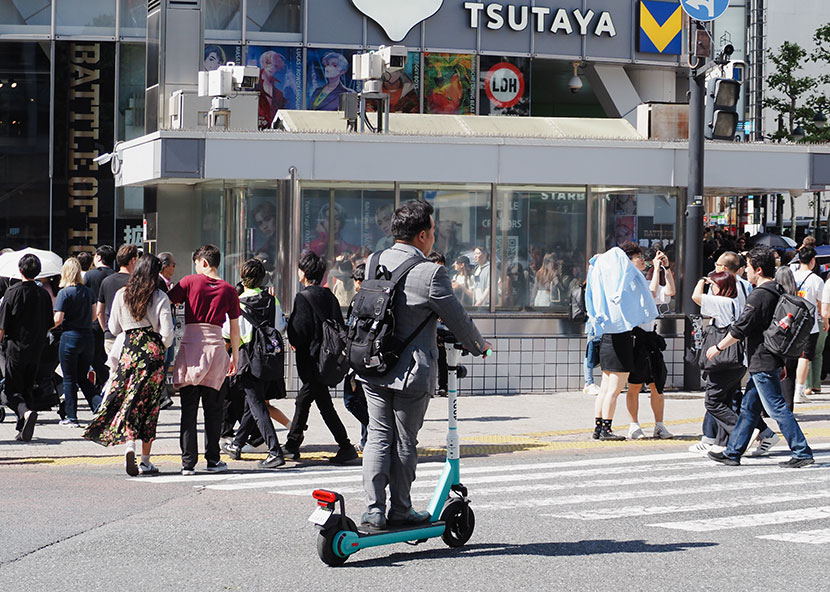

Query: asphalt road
<box><xmin>3</xmin><ymin>441</ymin><xmax>830</xmax><ymax>591</ymax></box>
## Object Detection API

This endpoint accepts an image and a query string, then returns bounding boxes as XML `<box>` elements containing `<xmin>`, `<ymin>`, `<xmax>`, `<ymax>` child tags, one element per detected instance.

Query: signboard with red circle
<box><xmin>484</xmin><ymin>62</ymin><xmax>525</xmax><ymax>109</ymax></box>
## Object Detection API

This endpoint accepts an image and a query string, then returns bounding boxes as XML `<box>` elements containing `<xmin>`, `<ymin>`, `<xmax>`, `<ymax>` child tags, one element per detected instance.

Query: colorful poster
<box><xmin>306</xmin><ymin>48</ymin><xmax>361</xmax><ymax>111</ymax></box>
<box><xmin>424</xmin><ymin>53</ymin><xmax>475</xmax><ymax>115</ymax></box>
<box><xmin>203</xmin><ymin>44</ymin><xmax>243</xmax><ymax>70</ymax></box>
<box><xmin>385</xmin><ymin>52</ymin><xmax>420</xmax><ymax>113</ymax></box>
<box><xmin>246</xmin><ymin>46</ymin><xmax>303</xmax><ymax>128</ymax></box>
<box><xmin>479</xmin><ymin>56</ymin><xmax>530</xmax><ymax>116</ymax></box>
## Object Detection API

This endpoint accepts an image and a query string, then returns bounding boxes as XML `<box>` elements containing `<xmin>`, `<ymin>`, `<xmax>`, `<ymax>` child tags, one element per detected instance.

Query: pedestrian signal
<box><xmin>705</xmin><ymin>78</ymin><xmax>740</xmax><ymax>141</ymax></box>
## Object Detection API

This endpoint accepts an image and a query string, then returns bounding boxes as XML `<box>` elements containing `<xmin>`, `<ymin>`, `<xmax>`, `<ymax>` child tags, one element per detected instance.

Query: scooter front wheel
<box><xmin>317</xmin><ymin>515</ymin><xmax>356</xmax><ymax>567</ymax></box>
<box><xmin>441</xmin><ymin>500</ymin><xmax>475</xmax><ymax>548</ymax></box>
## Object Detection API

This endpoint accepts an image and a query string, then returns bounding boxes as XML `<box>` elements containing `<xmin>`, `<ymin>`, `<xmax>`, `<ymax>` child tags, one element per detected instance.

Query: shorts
<box><xmin>800</xmin><ymin>332</ymin><xmax>820</xmax><ymax>360</ymax></box>
<box><xmin>599</xmin><ymin>331</ymin><xmax>635</xmax><ymax>373</ymax></box>
<box><xmin>628</xmin><ymin>330</ymin><xmax>655</xmax><ymax>384</ymax></box>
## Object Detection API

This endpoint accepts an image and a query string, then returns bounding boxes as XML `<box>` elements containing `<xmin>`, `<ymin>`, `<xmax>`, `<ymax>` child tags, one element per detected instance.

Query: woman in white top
<box><xmin>83</xmin><ymin>254</ymin><xmax>175</xmax><ymax>476</ymax></box>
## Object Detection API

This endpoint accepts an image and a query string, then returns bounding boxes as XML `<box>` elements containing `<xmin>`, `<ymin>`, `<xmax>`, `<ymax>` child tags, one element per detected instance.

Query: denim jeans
<box><xmin>59</xmin><ymin>329</ymin><xmax>102</xmax><ymax>422</ymax></box>
<box><xmin>584</xmin><ymin>337</ymin><xmax>601</xmax><ymax>385</ymax></box>
<box><xmin>725</xmin><ymin>371</ymin><xmax>813</xmax><ymax>460</ymax></box>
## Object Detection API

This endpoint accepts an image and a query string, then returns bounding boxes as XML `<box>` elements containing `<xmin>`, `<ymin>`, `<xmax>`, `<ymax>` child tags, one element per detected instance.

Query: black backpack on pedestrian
<box><xmin>762</xmin><ymin>283</ymin><xmax>815</xmax><ymax>359</ymax></box>
<box><xmin>300</xmin><ymin>291</ymin><xmax>350</xmax><ymax>387</ymax></box>
<box><xmin>345</xmin><ymin>253</ymin><xmax>433</xmax><ymax>377</ymax></box>
<box><xmin>238</xmin><ymin>294</ymin><xmax>285</xmax><ymax>382</ymax></box>
<box><xmin>569</xmin><ymin>282</ymin><xmax>587</xmax><ymax>323</ymax></box>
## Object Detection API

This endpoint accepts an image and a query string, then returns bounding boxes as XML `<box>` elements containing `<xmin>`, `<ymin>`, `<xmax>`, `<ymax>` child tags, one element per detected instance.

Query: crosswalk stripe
<box><xmin>757</xmin><ymin>528</ymin><xmax>830</xmax><ymax>544</ymax></box>
<box><xmin>651</xmin><ymin>506</ymin><xmax>830</xmax><ymax>532</ymax></box>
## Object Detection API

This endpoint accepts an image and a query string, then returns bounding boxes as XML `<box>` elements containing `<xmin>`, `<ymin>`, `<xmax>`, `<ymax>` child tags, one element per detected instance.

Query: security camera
<box><xmin>722</xmin><ymin>44</ymin><xmax>734</xmax><ymax>57</ymax></box>
<box><xmin>568</xmin><ymin>75</ymin><xmax>583</xmax><ymax>94</ymax></box>
<box><xmin>93</xmin><ymin>152</ymin><xmax>113</xmax><ymax>165</ymax></box>
<box><xmin>379</xmin><ymin>45</ymin><xmax>407</xmax><ymax>73</ymax></box>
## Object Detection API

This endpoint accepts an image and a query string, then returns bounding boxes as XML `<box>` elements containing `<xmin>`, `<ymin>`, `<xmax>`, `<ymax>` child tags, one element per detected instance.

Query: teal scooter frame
<box><xmin>309</xmin><ymin>336</ymin><xmax>482</xmax><ymax>566</ymax></box>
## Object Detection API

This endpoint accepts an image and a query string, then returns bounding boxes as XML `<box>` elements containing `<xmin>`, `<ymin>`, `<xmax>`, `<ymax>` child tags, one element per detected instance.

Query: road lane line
<box><xmin>651</xmin><ymin>506</ymin><xmax>830</xmax><ymax>532</ymax></box>
<box><xmin>757</xmin><ymin>528</ymin><xmax>830</xmax><ymax>544</ymax></box>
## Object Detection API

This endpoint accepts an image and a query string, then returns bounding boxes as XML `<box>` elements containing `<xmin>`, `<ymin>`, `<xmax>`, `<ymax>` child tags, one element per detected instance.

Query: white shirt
<box><xmin>792</xmin><ymin>268</ymin><xmax>824</xmax><ymax>333</ymax></box>
<box><xmin>701</xmin><ymin>294</ymin><xmax>740</xmax><ymax>328</ymax></box>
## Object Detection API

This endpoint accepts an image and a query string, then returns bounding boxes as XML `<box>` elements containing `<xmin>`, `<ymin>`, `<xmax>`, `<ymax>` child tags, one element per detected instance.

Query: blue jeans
<box><xmin>725</xmin><ymin>371</ymin><xmax>813</xmax><ymax>460</ymax></box>
<box><xmin>59</xmin><ymin>330</ymin><xmax>102</xmax><ymax>421</ymax></box>
<box><xmin>584</xmin><ymin>337</ymin><xmax>601</xmax><ymax>385</ymax></box>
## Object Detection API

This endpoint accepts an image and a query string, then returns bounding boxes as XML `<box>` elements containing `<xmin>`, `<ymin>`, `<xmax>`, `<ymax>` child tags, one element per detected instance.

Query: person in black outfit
<box><xmin>342</xmin><ymin>263</ymin><xmax>369</xmax><ymax>448</ymax></box>
<box><xmin>285</xmin><ymin>250</ymin><xmax>358</xmax><ymax>464</ymax></box>
<box><xmin>0</xmin><ymin>254</ymin><xmax>54</xmax><ymax>442</ymax></box>
<box><xmin>84</xmin><ymin>245</ymin><xmax>115</xmax><ymax>390</ymax></box>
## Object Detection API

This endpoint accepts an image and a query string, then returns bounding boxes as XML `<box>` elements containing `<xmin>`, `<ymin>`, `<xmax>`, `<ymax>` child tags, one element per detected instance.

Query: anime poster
<box><xmin>479</xmin><ymin>56</ymin><xmax>530</xmax><ymax>116</ymax></box>
<box><xmin>423</xmin><ymin>53</ymin><xmax>475</xmax><ymax>115</ymax></box>
<box><xmin>246</xmin><ymin>46</ymin><xmax>303</xmax><ymax>128</ymax></box>
<box><xmin>385</xmin><ymin>52</ymin><xmax>420</xmax><ymax>113</ymax></box>
<box><xmin>203</xmin><ymin>44</ymin><xmax>243</xmax><ymax>70</ymax></box>
<box><xmin>306</xmin><ymin>48</ymin><xmax>361</xmax><ymax>111</ymax></box>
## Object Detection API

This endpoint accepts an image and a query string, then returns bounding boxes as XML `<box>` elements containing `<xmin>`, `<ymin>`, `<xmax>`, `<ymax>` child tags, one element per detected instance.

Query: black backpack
<box><xmin>762</xmin><ymin>283</ymin><xmax>815</xmax><ymax>359</ymax></box>
<box><xmin>345</xmin><ymin>253</ymin><xmax>433</xmax><ymax>377</ymax></box>
<box><xmin>300</xmin><ymin>291</ymin><xmax>350</xmax><ymax>387</ymax></box>
<box><xmin>569</xmin><ymin>282</ymin><xmax>587</xmax><ymax>323</ymax></box>
<box><xmin>238</xmin><ymin>297</ymin><xmax>285</xmax><ymax>382</ymax></box>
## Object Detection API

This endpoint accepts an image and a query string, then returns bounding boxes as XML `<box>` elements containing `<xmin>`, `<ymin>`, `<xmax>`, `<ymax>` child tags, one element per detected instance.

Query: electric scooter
<box><xmin>309</xmin><ymin>331</ymin><xmax>485</xmax><ymax>566</ymax></box>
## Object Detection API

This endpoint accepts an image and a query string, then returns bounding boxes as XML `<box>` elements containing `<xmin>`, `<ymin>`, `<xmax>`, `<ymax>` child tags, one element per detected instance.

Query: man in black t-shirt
<box><xmin>706</xmin><ymin>247</ymin><xmax>814</xmax><ymax>468</ymax></box>
<box><xmin>84</xmin><ymin>246</ymin><xmax>115</xmax><ymax>389</ymax></box>
<box><xmin>97</xmin><ymin>245</ymin><xmax>138</xmax><ymax>353</ymax></box>
<box><xmin>0</xmin><ymin>254</ymin><xmax>54</xmax><ymax>442</ymax></box>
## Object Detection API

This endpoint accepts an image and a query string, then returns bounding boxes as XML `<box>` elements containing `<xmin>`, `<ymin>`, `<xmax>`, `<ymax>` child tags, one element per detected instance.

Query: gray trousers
<box><xmin>362</xmin><ymin>383</ymin><xmax>431</xmax><ymax>518</ymax></box>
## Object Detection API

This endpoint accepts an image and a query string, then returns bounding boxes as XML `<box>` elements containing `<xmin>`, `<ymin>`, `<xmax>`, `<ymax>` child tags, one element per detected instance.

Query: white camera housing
<box><xmin>198</xmin><ymin>63</ymin><xmax>259</xmax><ymax>97</ymax></box>
<box><xmin>352</xmin><ymin>45</ymin><xmax>407</xmax><ymax>82</ymax></box>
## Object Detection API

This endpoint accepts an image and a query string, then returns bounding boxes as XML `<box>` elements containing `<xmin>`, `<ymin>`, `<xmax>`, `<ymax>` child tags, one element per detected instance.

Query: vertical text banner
<box><xmin>54</xmin><ymin>42</ymin><xmax>116</xmax><ymax>255</ymax></box>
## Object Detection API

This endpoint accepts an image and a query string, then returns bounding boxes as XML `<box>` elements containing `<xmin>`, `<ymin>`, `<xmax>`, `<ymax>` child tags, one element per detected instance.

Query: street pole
<box><xmin>682</xmin><ymin>62</ymin><xmax>705</xmax><ymax>391</ymax></box>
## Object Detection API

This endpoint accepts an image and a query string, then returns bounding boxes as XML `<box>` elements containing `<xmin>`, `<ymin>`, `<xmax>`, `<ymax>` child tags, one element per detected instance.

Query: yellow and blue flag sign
<box><xmin>639</xmin><ymin>0</ymin><xmax>682</xmax><ymax>55</ymax></box>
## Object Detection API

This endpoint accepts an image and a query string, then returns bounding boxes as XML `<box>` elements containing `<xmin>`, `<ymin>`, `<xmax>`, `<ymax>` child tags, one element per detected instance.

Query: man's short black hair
<box><xmin>192</xmin><ymin>244</ymin><xmax>221</xmax><ymax>268</ymax></box>
<box><xmin>76</xmin><ymin>251</ymin><xmax>93</xmax><ymax>271</ymax></box>
<box><xmin>240</xmin><ymin>258</ymin><xmax>266</xmax><ymax>289</ymax></box>
<box><xmin>96</xmin><ymin>245</ymin><xmax>115</xmax><ymax>268</ymax></box>
<box><xmin>428</xmin><ymin>250</ymin><xmax>446</xmax><ymax>265</ymax></box>
<box><xmin>392</xmin><ymin>200</ymin><xmax>434</xmax><ymax>242</ymax></box>
<box><xmin>747</xmin><ymin>246</ymin><xmax>776</xmax><ymax>278</ymax></box>
<box><xmin>18</xmin><ymin>254</ymin><xmax>41</xmax><ymax>280</ymax></box>
<box><xmin>798</xmin><ymin>246</ymin><xmax>817</xmax><ymax>265</ymax></box>
<box><xmin>299</xmin><ymin>250</ymin><xmax>325</xmax><ymax>285</ymax></box>
<box><xmin>620</xmin><ymin>241</ymin><xmax>642</xmax><ymax>259</ymax></box>
<box><xmin>116</xmin><ymin>244</ymin><xmax>139</xmax><ymax>269</ymax></box>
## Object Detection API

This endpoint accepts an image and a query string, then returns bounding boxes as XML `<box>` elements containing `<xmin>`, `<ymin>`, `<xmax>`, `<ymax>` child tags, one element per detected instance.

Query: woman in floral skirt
<box><xmin>84</xmin><ymin>254</ymin><xmax>175</xmax><ymax>476</ymax></box>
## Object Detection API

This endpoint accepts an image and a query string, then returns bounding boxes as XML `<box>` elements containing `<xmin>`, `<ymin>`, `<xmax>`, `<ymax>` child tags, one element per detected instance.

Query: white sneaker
<box><xmin>653</xmin><ymin>424</ymin><xmax>674</xmax><ymax>439</ymax></box>
<box><xmin>710</xmin><ymin>445</ymin><xmax>726</xmax><ymax>453</ymax></box>
<box><xmin>138</xmin><ymin>461</ymin><xmax>159</xmax><ymax>475</ymax></box>
<box><xmin>796</xmin><ymin>391</ymin><xmax>812</xmax><ymax>404</ymax></box>
<box><xmin>750</xmin><ymin>433</ymin><xmax>781</xmax><ymax>456</ymax></box>
<box><xmin>628</xmin><ymin>427</ymin><xmax>646</xmax><ymax>440</ymax></box>
<box><xmin>583</xmin><ymin>384</ymin><xmax>601</xmax><ymax>396</ymax></box>
<box><xmin>688</xmin><ymin>441</ymin><xmax>713</xmax><ymax>454</ymax></box>
<box><xmin>241</xmin><ymin>442</ymin><xmax>267</xmax><ymax>453</ymax></box>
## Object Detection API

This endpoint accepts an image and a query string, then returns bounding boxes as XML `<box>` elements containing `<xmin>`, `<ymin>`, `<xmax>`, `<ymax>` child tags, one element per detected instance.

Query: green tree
<box><xmin>763</xmin><ymin>41</ymin><xmax>815</xmax><ymax>142</ymax></box>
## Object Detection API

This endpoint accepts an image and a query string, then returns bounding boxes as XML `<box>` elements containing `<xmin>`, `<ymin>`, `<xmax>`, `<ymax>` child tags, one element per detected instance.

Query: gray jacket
<box><xmin>359</xmin><ymin>243</ymin><xmax>486</xmax><ymax>396</ymax></box>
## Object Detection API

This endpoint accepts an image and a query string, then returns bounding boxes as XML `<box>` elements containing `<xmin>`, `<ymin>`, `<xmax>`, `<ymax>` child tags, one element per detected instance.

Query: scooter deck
<box><xmin>356</xmin><ymin>520</ymin><xmax>446</xmax><ymax>536</ymax></box>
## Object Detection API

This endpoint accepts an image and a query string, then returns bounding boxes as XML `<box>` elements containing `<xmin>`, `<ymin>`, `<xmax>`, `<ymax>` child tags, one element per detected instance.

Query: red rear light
<box><xmin>312</xmin><ymin>489</ymin><xmax>338</xmax><ymax>504</ymax></box>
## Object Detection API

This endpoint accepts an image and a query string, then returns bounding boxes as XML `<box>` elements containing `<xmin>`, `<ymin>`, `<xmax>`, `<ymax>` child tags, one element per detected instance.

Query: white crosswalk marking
<box><xmin>651</xmin><ymin>506</ymin><xmax>830</xmax><ymax>532</ymax></box>
<box><xmin>757</xmin><ymin>528</ymin><xmax>830</xmax><ymax>544</ymax></box>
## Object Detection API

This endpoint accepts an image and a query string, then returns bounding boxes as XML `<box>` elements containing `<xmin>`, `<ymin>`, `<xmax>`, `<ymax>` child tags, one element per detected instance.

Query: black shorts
<box><xmin>800</xmin><ymin>332</ymin><xmax>820</xmax><ymax>360</ymax></box>
<box><xmin>599</xmin><ymin>331</ymin><xmax>635</xmax><ymax>373</ymax></box>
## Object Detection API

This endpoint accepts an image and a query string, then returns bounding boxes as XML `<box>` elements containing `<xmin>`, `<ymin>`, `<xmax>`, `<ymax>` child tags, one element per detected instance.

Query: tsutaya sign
<box><xmin>463</xmin><ymin>2</ymin><xmax>617</xmax><ymax>36</ymax></box>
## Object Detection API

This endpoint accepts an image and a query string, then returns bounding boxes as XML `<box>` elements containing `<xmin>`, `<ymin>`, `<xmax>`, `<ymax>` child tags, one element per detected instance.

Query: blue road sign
<box><xmin>679</xmin><ymin>0</ymin><xmax>729</xmax><ymax>21</ymax></box>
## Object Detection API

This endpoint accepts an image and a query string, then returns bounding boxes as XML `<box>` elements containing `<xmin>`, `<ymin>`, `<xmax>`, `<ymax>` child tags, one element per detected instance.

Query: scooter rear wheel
<box><xmin>317</xmin><ymin>515</ymin><xmax>356</xmax><ymax>567</ymax></box>
<box><xmin>441</xmin><ymin>500</ymin><xmax>475</xmax><ymax>547</ymax></box>
<box><xmin>0</xmin><ymin>407</ymin><xmax>5</xmax><ymax>423</ymax></box>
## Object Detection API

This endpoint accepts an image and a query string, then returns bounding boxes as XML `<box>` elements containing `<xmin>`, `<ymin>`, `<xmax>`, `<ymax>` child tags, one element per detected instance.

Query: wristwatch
<box><xmin>715</xmin><ymin>343</ymin><xmax>724</xmax><ymax>352</ymax></box>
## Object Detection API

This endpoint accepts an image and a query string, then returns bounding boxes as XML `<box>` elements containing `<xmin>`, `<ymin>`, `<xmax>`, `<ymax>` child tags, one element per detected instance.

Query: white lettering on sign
<box><xmin>463</xmin><ymin>2</ymin><xmax>616</xmax><ymax>37</ymax></box>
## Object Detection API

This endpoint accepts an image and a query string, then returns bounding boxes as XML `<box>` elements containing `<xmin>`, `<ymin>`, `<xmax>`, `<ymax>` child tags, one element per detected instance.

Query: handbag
<box><xmin>697</xmin><ymin>300</ymin><xmax>744</xmax><ymax>372</ymax></box>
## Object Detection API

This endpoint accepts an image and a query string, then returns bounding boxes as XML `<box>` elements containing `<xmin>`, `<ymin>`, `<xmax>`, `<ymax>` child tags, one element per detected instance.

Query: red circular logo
<box><xmin>484</xmin><ymin>62</ymin><xmax>525</xmax><ymax>109</ymax></box>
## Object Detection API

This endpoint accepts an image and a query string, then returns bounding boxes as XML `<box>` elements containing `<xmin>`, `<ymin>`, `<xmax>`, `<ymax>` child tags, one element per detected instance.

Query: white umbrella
<box><xmin>0</xmin><ymin>247</ymin><xmax>64</xmax><ymax>279</ymax></box>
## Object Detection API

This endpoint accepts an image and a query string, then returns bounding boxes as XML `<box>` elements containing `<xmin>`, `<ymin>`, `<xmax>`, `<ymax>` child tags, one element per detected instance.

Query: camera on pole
<box><xmin>704</xmin><ymin>77</ymin><xmax>740</xmax><ymax>141</ymax></box>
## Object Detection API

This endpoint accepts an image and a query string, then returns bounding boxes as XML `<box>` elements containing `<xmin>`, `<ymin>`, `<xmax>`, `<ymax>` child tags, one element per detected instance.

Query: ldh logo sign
<box><xmin>351</xmin><ymin>0</ymin><xmax>443</xmax><ymax>42</ymax></box>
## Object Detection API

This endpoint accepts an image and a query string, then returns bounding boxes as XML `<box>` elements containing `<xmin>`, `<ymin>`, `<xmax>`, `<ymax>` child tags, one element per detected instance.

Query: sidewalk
<box><xmin>3</xmin><ymin>389</ymin><xmax>830</xmax><ymax>465</ymax></box>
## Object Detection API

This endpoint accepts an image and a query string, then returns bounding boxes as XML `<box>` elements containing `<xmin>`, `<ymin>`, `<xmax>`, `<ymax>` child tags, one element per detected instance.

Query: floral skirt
<box><xmin>84</xmin><ymin>327</ymin><xmax>166</xmax><ymax>446</ymax></box>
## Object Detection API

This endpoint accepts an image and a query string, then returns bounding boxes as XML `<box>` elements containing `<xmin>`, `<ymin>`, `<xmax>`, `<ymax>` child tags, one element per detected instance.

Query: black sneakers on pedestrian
<box><xmin>330</xmin><ymin>446</ymin><xmax>359</xmax><ymax>465</ymax></box>
<box><xmin>125</xmin><ymin>449</ymin><xmax>139</xmax><ymax>477</ymax></box>
<box><xmin>598</xmin><ymin>429</ymin><xmax>625</xmax><ymax>441</ymax></box>
<box><xmin>778</xmin><ymin>457</ymin><xmax>815</xmax><ymax>468</ymax></box>
<box><xmin>19</xmin><ymin>410</ymin><xmax>37</xmax><ymax>442</ymax></box>
<box><xmin>221</xmin><ymin>441</ymin><xmax>242</xmax><ymax>460</ymax></box>
<box><xmin>282</xmin><ymin>444</ymin><xmax>301</xmax><ymax>461</ymax></box>
<box><xmin>708</xmin><ymin>450</ymin><xmax>740</xmax><ymax>466</ymax></box>
<box><xmin>258</xmin><ymin>453</ymin><xmax>287</xmax><ymax>469</ymax></box>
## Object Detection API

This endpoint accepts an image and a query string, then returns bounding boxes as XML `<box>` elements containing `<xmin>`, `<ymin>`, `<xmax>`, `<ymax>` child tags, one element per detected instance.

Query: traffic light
<box><xmin>705</xmin><ymin>78</ymin><xmax>741</xmax><ymax>141</ymax></box>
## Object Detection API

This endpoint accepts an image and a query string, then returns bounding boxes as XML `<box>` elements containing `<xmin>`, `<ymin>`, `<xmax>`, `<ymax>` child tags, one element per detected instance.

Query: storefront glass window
<box><xmin>246</xmin><ymin>181</ymin><xmax>281</xmax><ymax>291</ymax></box>
<box><xmin>246</xmin><ymin>0</ymin><xmax>301</xmax><ymax>39</ymax></box>
<box><xmin>118</xmin><ymin>43</ymin><xmax>146</xmax><ymax>141</ymax></box>
<box><xmin>205</xmin><ymin>0</ymin><xmax>242</xmax><ymax>42</ymax></box>
<box><xmin>494</xmin><ymin>187</ymin><xmax>587</xmax><ymax>312</ymax></box>
<box><xmin>0</xmin><ymin>42</ymin><xmax>51</xmax><ymax>250</ymax></box>
<box><xmin>0</xmin><ymin>0</ymin><xmax>51</xmax><ymax>35</ymax></box>
<box><xmin>401</xmin><ymin>185</ymin><xmax>491</xmax><ymax>310</ymax></box>
<box><xmin>56</xmin><ymin>0</ymin><xmax>116</xmax><ymax>36</ymax></box>
<box><xmin>120</xmin><ymin>0</ymin><xmax>147</xmax><ymax>39</ymax></box>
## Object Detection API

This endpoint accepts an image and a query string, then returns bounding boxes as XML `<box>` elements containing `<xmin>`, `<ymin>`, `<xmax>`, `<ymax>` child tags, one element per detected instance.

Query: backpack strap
<box><xmin>796</xmin><ymin>273</ymin><xmax>811</xmax><ymax>292</ymax></box>
<box><xmin>299</xmin><ymin>289</ymin><xmax>327</xmax><ymax>323</ymax></box>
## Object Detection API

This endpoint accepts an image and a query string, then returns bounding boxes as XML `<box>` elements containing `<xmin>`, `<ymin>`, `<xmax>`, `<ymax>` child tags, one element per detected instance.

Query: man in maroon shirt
<box><xmin>168</xmin><ymin>245</ymin><xmax>240</xmax><ymax>475</ymax></box>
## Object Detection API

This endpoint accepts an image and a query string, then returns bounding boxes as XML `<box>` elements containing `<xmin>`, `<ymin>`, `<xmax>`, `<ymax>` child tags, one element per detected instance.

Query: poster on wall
<box><xmin>53</xmin><ymin>42</ymin><xmax>116</xmax><ymax>256</ymax></box>
<box><xmin>423</xmin><ymin>53</ymin><xmax>475</xmax><ymax>115</ymax></box>
<box><xmin>306</xmin><ymin>49</ymin><xmax>361</xmax><ymax>111</ymax></box>
<box><xmin>479</xmin><ymin>56</ymin><xmax>530</xmax><ymax>116</ymax></box>
<box><xmin>386</xmin><ymin>52</ymin><xmax>420</xmax><ymax>113</ymax></box>
<box><xmin>203</xmin><ymin>44</ymin><xmax>243</xmax><ymax>70</ymax></box>
<box><xmin>246</xmin><ymin>46</ymin><xmax>303</xmax><ymax>128</ymax></box>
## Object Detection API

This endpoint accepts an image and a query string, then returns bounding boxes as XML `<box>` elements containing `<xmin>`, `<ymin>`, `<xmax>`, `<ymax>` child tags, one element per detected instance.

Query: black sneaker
<box><xmin>779</xmin><ymin>457</ymin><xmax>815</xmax><ymax>468</ymax></box>
<box><xmin>598</xmin><ymin>429</ymin><xmax>625</xmax><ymax>441</ymax></box>
<box><xmin>330</xmin><ymin>446</ymin><xmax>359</xmax><ymax>465</ymax></box>
<box><xmin>159</xmin><ymin>392</ymin><xmax>174</xmax><ymax>410</ymax></box>
<box><xmin>592</xmin><ymin>427</ymin><xmax>601</xmax><ymax>440</ymax></box>
<box><xmin>258</xmin><ymin>453</ymin><xmax>286</xmax><ymax>469</ymax></box>
<box><xmin>20</xmin><ymin>410</ymin><xmax>37</xmax><ymax>442</ymax></box>
<box><xmin>222</xmin><ymin>441</ymin><xmax>241</xmax><ymax>460</ymax></box>
<box><xmin>282</xmin><ymin>444</ymin><xmax>300</xmax><ymax>461</ymax></box>
<box><xmin>125</xmin><ymin>450</ymin><xmax>139</xmax><ymax>477</ymax></box>
<box><xmin>708</xmin><ymin>450</ymin><xmax>740</xmax><ymax>466</ymax></box>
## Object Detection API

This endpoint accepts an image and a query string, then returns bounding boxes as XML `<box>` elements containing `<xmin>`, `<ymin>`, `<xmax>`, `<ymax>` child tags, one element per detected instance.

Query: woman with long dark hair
<box><xmin>84</xmin><ymin>254</ymin><xmax>175</xmax><ymax>476</ymax></box>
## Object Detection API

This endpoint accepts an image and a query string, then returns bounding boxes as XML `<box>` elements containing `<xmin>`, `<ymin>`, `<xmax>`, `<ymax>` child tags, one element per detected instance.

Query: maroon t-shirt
<box><xmin>167</xmin><ymin>274</ymin><xmax>240</xmax><ymax>326</ymax></box>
